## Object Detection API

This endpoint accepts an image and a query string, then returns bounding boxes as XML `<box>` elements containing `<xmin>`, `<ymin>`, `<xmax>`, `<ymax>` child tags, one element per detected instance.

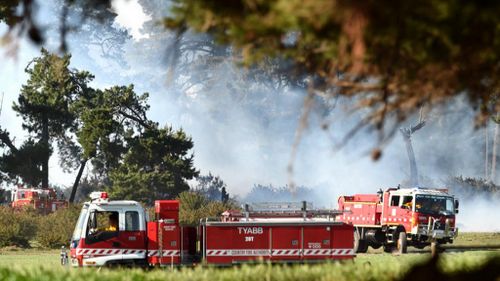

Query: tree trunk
<box><xmin>485</xmin><ymin>125</ymin><xmax>490</xmax><ymax>179</ymax></box>
<box><xmin>402</xmin><ymin>134</ymin><xmax>419</xmax><ymax>187</ymax></box>
<box><xmin>41</xmin><ymin>113</ymin><xmax>49</xmax><ymax>189</ymax></box>
<box><xmin>491</xmin><ymin>122</ymin><xmax>499</xmax><ymax>182</ymax></box>
<box><xmin>69</xmin><ymin>159</ymin><xmax>87</xmax><ymax>203</ymax></box>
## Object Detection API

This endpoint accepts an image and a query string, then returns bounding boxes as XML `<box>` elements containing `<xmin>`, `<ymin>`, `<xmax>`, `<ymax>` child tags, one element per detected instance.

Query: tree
<box><xmin>164</xmin><ymin>0</ymin><xmax>500</xmax><ymax>138</ymax></box>
<box><xmin>67</xmin><ymin>85</ymin><xmax>151</xmax><ymax>202</ymax></box>
<box><xmin>0</xmin><ymin>49</ymin><xmax>93</xmax><ymax>188</ymax></box>
<box><xmin>400</xmin><ymin>109</ymin><xmax>426</xmax><ymax>187</ymax></box>
<box><xmin>107</xmin><ymin>125</ymin><xmax>198</xmax><ymax>205</ymax></box>
<box><xmin>0</xmin><ymin>48</ymin><xmax>197</xmax><ymax>204</ymax></box>
<box><xmin>445</xmin><ymin>176</ymin><xmax>500</xmax><ymax>201</ymax></box>
<box><xmin>0</xmin><ymin>0</ymin><xmax>115</xmax><ymax>53</ymax></box>
<box><xmin>490</xmin><ymin>114</ymin><xmax>500</xmax><ymax>182</ymax></box>
<box><xmin>177</xmin><ymin>191</ymin><xmax>238</xmax><ymax>225</ymax></box>
<box><xmin>244</xmin><ymin>184</ymin><xmax>317</xmax><ymax>203</ymax></box>
<box><xmin>193</xmin><ymin>172</ymin><xmax>229</xmax><ymax>202</ymax></box>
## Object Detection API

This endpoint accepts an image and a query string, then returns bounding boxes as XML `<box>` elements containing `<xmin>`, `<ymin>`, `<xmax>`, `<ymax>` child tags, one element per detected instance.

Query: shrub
<box><xmin>35</xmin><ymin>205</ymin><xmax>81</xmax><ymax>248</ymax></box>
<box><xmin>0</xmin><ymin>206</ymin><xmax>38</xmax><ymax>247</ymax></box>
<box><xmin>178</xmin><ymin>191</ymin><xmax>239</xmax><ymax>225</ymax></box>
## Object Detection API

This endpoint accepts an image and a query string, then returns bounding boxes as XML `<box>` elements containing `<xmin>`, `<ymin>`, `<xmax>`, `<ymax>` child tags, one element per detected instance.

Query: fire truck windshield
<box><xmin>71</xmin><ymin>205</ymin><xmax>88</xmax><ymax>245</ymax></box>
<box><xmin>415</xmin><ymin>195</ymin><xmax>454</xmax><ymax>215</ymax></box>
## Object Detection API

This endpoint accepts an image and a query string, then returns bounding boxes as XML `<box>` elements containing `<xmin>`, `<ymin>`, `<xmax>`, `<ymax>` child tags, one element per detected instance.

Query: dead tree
<box><xmin>490</xmin><ymin>114</ymin><xmax>500</xmax><ymax>183</ymax></box>
<box><xmin>400</xmin><ymin>109</ymin><xmax>426</xmax><ymax>187</ymax></box>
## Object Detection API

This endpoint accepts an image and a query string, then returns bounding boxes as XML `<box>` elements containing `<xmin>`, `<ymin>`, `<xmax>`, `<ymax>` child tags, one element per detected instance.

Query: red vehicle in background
<box><xmin>70</xmin><ymin>193</ymin><xmax>354</xmax><ymax>267</ymax></box>
<box><xmin>338</xmin><ymin>187</ymin><xmax>459</xmax><ymax>254</ymax></box>
<box><xmin>11</xmin><ymin>186</ymin><xmax>67</xmax><ymax>214</ymax></box>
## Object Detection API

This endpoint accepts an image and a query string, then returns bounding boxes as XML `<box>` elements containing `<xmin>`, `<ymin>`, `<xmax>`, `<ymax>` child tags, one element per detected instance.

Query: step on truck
<box><xmin>338</xmin><ymin>187</ymin><xmax>459</xmax><ymax>254</ymax></box>
<box><xmin>70</xmin><ymin>193</ymin><xmax>355</xmax><ymax>267</ymax></box>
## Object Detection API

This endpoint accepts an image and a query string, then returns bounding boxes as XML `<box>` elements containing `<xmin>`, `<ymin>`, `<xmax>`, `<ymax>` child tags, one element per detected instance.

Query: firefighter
<box><xmin>402</xmin><ymin>197</ymin><xmax>413</xmax><ymax>209</ymax></box>
<box><xmin>105</xmin><ymin>213</ymin><xmax>118</xmax><ymax>231</ymax></box>
<box><xmin>89</xmin><ymin>213</ymin><xmax>118</xmax><ymax>242</ymax></box>
<box><xmin>404</xmin><ymin>201</ymin><xmax>413</xmax><ymax>209</ymax></box>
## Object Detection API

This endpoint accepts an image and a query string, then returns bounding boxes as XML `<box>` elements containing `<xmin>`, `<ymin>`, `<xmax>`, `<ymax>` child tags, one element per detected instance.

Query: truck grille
<box><xmin>433</xmin><ymin>221</ymin><xmax>445</xmax><ymax>230</ymax></box>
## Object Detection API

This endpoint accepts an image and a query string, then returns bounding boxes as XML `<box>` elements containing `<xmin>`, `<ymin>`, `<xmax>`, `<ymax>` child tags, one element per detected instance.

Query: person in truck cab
<box><xmin>86</xmin><ymin>212</ymin><xmax>119</xmax><ymax>243</ymax></box>
<box><xmin>402</xmin><ymin>197</ymin><xmax>413</xmax><ymax>209</ymax></box>
<box><xmin>104</xmin><ymin>213</ymin><xmax>118</xmax><ymax>232</ymax></box>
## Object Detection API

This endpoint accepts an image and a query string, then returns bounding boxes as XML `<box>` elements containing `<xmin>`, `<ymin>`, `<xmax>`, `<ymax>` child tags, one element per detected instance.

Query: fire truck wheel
<box><xmin>383</xmin><ymin>244</ymin><xmax>394</xmax><ymax>253</ymax></box>
<box><xmin>354</xmin><ymin>231</ymin><xmax>369</xmax><ymax>253</ymax></box>
<box><xmin>396</xmin><ymin>232</ymin><xmax>407</xmax><ymax>254</ymax></box>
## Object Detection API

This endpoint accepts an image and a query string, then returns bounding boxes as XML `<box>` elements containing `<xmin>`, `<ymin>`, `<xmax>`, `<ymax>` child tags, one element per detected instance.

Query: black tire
<box><xmin>354</xmin><ymin>230</ymin><xmax>369</xmax><ymax>253</ymax></box>
<box><xmin>383</xmin><ymin>244</ymin><xmax>394</xmax><ymax>253</ymax></box>
<box><xmin>414</xmin><ymin>243</ymin><xmax>427</xmax><ymax>249</ymax></box>
<box><xmin>396</xmin><ymin>232</ymin><xmax>407</xmax><ymax>254</ymax></box>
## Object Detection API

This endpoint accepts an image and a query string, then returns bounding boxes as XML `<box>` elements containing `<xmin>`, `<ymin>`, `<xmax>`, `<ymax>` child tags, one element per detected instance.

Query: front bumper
<box><xmin>411</xmin><ymin>224</ymin><xmax>458</xmax><ymax>240</ymax></box>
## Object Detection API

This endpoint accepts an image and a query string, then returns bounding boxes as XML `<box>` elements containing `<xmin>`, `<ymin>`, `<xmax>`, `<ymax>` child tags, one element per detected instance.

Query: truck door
<box><xmin>119</xmin><ymin>211</ymin><xmax>147</xmax><ymax>260</ymax></box>
<box><xmin>385</xmin><ymin>195</ymin><xmax>400</xmax><ymax>224</ymax></box>
<box><xmin>400</xmin><ymin>196</ymin><xmax>413</xmax><ymax>231</ymax></box>
<box><xmin>80</xmin><ymin>210</ymin><xmax>123</xmax><ymax>264</ymax></box>
<box><xmin>384</xmin><ymin>194</ymin><xmax>412</xmax><ymax>231</ymax></box>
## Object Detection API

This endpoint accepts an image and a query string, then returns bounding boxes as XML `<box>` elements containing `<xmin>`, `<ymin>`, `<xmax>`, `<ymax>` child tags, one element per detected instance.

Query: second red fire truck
<box><xmin>338</xmin><ymin>186</ymin><xmax>459</xmax><ymax>254</ymax></box>
<box><xmin>11</xmin><ymin>186</ymin><xmax>67</xmax><ymax>214</ymax></box>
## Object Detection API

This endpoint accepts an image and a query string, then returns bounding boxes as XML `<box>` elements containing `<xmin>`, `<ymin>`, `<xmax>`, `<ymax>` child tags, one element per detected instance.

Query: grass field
<box><xmin>0</xmin><ymin>233</ymin><xmax>498</xmax><ymax>281</ymax></box>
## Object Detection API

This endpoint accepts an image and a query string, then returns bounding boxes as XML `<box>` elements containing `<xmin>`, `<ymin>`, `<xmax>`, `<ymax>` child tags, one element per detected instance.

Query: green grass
<box><xmin>0</xmin><ymin>248</ymin><xmax>60</xmax><ymax>268</ymax></box>
<box><xmin>0</xmin><ymin>251</ymin><xmax>498</xmax><ymax>281</ymax></box>
<box><xmin>0</xmin><ymin>233</ymin><xmax>498</xmax><ymax>281</ymax></box>
<box><xmin>453</xmin><ymin>232</ymin><xmax>500</xmax><ymax>247</ymax></box>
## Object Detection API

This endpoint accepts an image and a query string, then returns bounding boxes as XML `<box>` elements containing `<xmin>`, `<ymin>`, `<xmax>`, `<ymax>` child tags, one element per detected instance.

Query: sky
<box><xmin>0</xmin><ymin>1</ymin><xmax>499</xmax><ymax>231</ymax></box>
<box><xmin>112</xmin><ymin>0</ymin><xmax>151</xmax><ymax>40</ymax></box>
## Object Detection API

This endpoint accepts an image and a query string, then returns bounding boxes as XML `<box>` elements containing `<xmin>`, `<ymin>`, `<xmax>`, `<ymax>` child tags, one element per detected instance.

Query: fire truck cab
<box><xmin>70</xmin><ymin>192</ymin><xmax>149</xmax><ymax>266</ymax></box>
<box><xmin>338</xmin><ymin>187</ymin><xmax>459</xmax><ymax>254</ymax></box>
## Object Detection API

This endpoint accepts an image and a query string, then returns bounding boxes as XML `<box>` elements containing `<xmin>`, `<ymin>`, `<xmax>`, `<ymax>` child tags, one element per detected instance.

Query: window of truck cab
<box><xmin>415</xmin><ymin>195</ymin><xmax>454</xmax><ymax>214</ymax></box>
<box><xmin>390</xmin><ymin>195</ymin><xmax>400</xmax><ymax>206</ymax></box>
<box><xmin>84</xmin><ymin>210</ymin><xmax>119</xmax><ymax>244</ymax></box>
<box><xmin>125</xmin><ymin>211</ymin><xmax>140</xmax><ymax>231</ymax></box>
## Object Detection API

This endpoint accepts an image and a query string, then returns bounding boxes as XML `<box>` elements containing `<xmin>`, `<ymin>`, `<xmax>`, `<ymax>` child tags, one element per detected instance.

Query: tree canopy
<box><xmin>0</xmin><ymin>49</ymin><xmax>198</xmax><ymax>204</ymax></box>
<box><xmin>1</xmin><ymin>49</ymin><xmax>92</xmax><ymax>188</ymax></box>
<box><xmin>3</xmin><ymin>1</ymin><xmax>499</xmax><ymax>141</ymax></box>
<box><xmin>164</xmin><ymin>0</ymin><xmax>500</xmax><ymax>129</ymax></box>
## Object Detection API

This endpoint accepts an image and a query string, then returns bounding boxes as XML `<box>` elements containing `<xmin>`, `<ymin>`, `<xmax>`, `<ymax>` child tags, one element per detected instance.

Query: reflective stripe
<box><xmin>205</xmin><ymin>248</ymin><xmax>354</xmax><ymax>256</ymax></box>
<box><xmin>331</xmin><ymin>249</ymin><xmax>355</xmax><ymax>255</ymax></box>
<box><xmin>147</xmin><ymin>250</ymin><xmax>180</xmax><ymax>257</ymax></box>
<box><xmin>76</xmin><ymin>248</ymin><xmax>146</xmax><ymax>256</ymax></box>
<box><xmin>303</xmin><ymin>249</ymin><xmax>330</xmax><ymax>255</ymax></box>
<box><xmin>271</xmin><ymin>249</ymin><xmax>301</xmax><ymax>256</ymax></box>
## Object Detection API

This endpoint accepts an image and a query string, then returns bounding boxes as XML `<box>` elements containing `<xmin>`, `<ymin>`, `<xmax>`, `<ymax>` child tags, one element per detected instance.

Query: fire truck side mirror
<box><xmin>454</xmin><ymin>199</ymin><xmax>459</xmax><ymax>214</ymax></box>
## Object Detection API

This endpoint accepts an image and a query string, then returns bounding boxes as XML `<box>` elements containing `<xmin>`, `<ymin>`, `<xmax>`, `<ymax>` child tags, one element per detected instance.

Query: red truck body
<box><xmin>201</xmin><ymin>220</ymin><xmax>354</xmax><ymax>265</ymax></box>
<box><xmin>70</xmin><ymin>193</ymin><xmax>354</xmax><ymax>267</ymax></box>
<box><xmin>11</xmin><ymin>186</ymin><xmax>67</xmax><ymax>214</ymax></box>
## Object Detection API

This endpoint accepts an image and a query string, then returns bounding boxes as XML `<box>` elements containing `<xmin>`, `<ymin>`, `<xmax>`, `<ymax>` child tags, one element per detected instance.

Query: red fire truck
<box><xmin>70</xmin><ymin>193</ymin><xmax>354</xmax><ymax>267</ymax></box>
<box><xmin>11</xmin><ymin>186</ymin><xmax>67</xmax><ymax>214</ymax></box>
<box><xmin>338</xmin><ymin>187</ymin><xmax>459</xmax><ymax>254</ymax></box>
